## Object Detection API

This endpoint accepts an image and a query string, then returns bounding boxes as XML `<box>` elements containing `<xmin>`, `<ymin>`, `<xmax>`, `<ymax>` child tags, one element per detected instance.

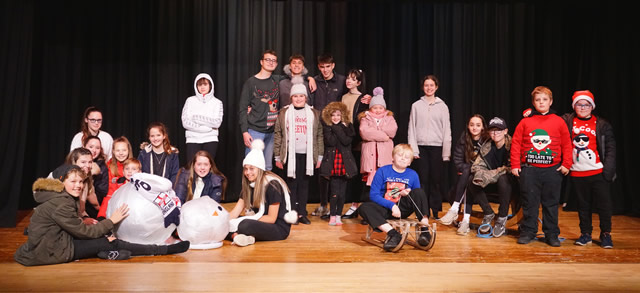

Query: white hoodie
<box><xmin>181</xmin><ymin>73</ymin><xmax>224</xmax><ymax>143</ymax></box>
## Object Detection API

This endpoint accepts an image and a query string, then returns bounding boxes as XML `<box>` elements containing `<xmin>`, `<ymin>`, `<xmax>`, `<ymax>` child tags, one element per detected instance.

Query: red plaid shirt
<box><xmin>331</xmin><ymin>149</ymin><xmax>346</xmax><ymax>176</ymax></box>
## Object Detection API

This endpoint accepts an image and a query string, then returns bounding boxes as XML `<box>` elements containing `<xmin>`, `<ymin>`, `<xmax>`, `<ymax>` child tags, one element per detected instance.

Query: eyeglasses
<box><xmin>88</xmin><ymin>119</ymin><xmax>102</xmax><ymax>124</ymax></box>
<box><xmin>263</xmin><ymin>58</ymin><xmax>278</xmax><ymax>63</ymax></box>
<box><xmin>575</xmin><ymin>103</ymin><xmax>592</xmax><ymax>109</ymax></box>
<box><xmin>532</xmin><ymin>139</ymin><xmax>549</xmax><ymax>144</ymax></box>
<box><xmin>489</xmin><ymin>129</ymin><xmax>504</xmax><ymax>134</ymax></box>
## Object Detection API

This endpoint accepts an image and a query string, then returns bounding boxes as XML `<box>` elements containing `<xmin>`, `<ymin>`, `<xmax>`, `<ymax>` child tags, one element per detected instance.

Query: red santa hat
<box><xmin>572</xmin><ymin>90</ymin><xmax>595</xmax><ymax>110</ymax></box>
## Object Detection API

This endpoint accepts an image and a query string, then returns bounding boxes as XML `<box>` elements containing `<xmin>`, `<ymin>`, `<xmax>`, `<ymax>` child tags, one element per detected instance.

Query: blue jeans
<box><xmin>245</xmin><ymin>128</ymin><xmax>274</xmax><ymax>171</ymax></box>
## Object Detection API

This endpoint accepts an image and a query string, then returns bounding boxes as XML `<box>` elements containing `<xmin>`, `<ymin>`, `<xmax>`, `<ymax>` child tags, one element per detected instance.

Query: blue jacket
<box><xmin>137</xmin><ymin>144</ymin><xmax>180</xmax><ymax>184</ymax></box>
<box><xmin>173</xmin><ymin>167</ymin><xmax>224</xmax><ymax>203</ymax></box>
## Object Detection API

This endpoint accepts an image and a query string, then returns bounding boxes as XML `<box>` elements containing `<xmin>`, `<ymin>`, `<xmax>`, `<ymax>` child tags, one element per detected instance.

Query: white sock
<box><xmin>462</xmin><ymin>213</ymin><xmax>471</xmax><ymax>222</ymax></box>
<box><xmin>450</xmin><ymin>202</ymin><xmax>460</xmax><ymax>212</ymax></box>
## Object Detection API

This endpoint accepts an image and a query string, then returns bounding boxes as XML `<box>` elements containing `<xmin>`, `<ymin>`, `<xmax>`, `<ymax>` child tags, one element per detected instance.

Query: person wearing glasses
<box><xmin>70</xmin><ymin>106</ymin><xmax>114</xmax><ymax>159</ymax></box>
<box><xmin>467</xmin><ymin>117</ymin><xmax>516</xmax><ymax>238</ymax></box>
<box><xmin>510</xmin><ymin>86</ymin><xmax>572</xmax><ymax>247</ymax></box>
<box><xmin>562</xmin><ymin>90</ymin><xmax>616</xmax><ymax>248</ymax></box>
<box><xmin>239</xmin><ymin>50</ymin><xmax>316</xmax><ymax>171</ymax></box>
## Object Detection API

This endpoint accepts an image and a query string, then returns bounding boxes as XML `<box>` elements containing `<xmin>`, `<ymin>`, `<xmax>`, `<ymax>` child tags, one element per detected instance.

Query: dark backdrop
<box><xmin>2</xmin><ymin>0</ymin><xmax>638</xmax><ymax>227</ymax></box>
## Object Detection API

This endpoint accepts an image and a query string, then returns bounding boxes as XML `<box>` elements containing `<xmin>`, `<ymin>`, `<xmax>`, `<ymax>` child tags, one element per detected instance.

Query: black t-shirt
<box><xmin>250</xmin><ymin>181</ymin><xmax>291</xmax><ymax>233</ymax></box>
<box><xmin>485</xmin><ymin>143</ymin><xmax>507</xmax><ymax>170</ymax></box>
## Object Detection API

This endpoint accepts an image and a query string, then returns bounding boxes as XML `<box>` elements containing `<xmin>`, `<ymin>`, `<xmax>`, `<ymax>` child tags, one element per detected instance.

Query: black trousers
<box><xmin>186</xmin><ymin>141</ymin><xmax>219</xmax><ymax>163</ymax></box>
<box><xmin>72</xmin><ymin>237</ymin><xmax>168</xmax><ymax>260</ymax></box>
<box><xmin>466</xmin><ymin>174</ymin><xmax>514</xmax><ymax>218</ymax></box>
<box><xmin>417</xmin><ymin>146</ymin><xmax>444</xmax><ymax>216</ymax></box>
<box><xmin>454</xmin><ymin>167</ymin><xmax>472</xmax><ymax>203</ymax></box>
<box><xmin>329</xmin><ymin>176</ymin><xmax>348</xmax><ymax>216</ymax></box>
<box><xmin>518</xmin><ymin>165</ymin><xmax>563</xmax><ymax>238</ymax></box>
<box><xmin>358</xmin><ymin>188</ymin><xmax>429</xmax><ymax>229</ymax></box>
<box><xmin>285</xmin><ymin>154</ymin><xmax>310</xmax><ymax>216</ymax></box>
<box><xmin>318</xmin><ymin>175</ymin><xmax>329</xmax><ymax>207</ymax></box>
<box><xmin>236</xmin><ymin>219</ymin><xmax>290</xmax><ymax>241</ymax></box>
<box><xmin>570</xmin><ymin>174</ymin><xmax>612</xmax><ymax>234</ymax></box>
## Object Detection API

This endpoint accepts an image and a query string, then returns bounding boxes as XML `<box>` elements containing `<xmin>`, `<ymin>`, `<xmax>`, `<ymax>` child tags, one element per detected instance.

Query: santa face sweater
<box><xmin>569</xmin><ymin>116</ymin><xmax>603</xmax><ymax>176</ymax></box>
<box><xmin>510</xmin><ymin>112</ymin><xmax>572</xmax><ymax>170</ymax></box>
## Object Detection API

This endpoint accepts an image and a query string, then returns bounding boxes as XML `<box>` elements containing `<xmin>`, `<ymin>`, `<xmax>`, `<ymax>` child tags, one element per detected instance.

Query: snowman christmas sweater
<box><xmin>510</xmin><ymin>110</ymin><xmax>572</xmax><ymax>170</ymax></box>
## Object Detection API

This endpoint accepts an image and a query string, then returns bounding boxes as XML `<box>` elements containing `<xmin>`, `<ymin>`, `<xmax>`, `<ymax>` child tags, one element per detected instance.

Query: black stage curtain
<box><xmin>2</xmin><ymin>0</ymin><xmax>638</xmax><ymax>227</ymax></box>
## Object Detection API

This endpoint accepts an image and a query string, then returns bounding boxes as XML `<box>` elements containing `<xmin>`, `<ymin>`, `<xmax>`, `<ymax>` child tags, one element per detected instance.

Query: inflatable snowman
<box><xmin>107</xmin><ymin>173</ymin><xmax>181</xmax><ymax>245</ymax></box>
<box><xmin>177</xmin><ymin>196</ymin><xmax>230</xmax><ymax>249</ymax></box>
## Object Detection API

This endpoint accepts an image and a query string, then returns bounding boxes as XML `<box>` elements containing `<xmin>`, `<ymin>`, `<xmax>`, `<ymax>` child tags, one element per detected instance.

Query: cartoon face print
<box><xmin>268</xmin><ymin>99</ymin><xmax>279</xmax><ymax>112</ymax></box>
<box><xmin>530</xmin><ymin>130</ymin><xmax>551</xmax><ymax>151</ymax></box>
<box><xmin>573</xmin><ymin>133</ymin><xmax>589</xmax><ymax>149</ymax></box>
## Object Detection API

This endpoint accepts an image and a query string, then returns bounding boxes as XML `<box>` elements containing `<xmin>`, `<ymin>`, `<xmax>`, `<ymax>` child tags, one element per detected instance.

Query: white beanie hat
<box><xmin>369</xmin><ymin>87</ymin><xmax>386</xmax><ymax>109</ymax></box>
<box><xmin>289</xmin><ymin>76</ymin><xmax>307</xmax><ymax>97</ymax></box>
<box><xmin>243</xmin><ymin>139</ymin><xmax>266</xmax><ymax>170</ymax></box>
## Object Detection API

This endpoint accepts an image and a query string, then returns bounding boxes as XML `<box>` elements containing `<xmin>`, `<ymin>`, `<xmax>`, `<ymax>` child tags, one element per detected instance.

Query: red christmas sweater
<box><xmin>510</xmin><ymin>112</ymin><xmax>572</xmax><ymax>170</ymax></box>
<box><xmin>569</xmin><ymin>116</ymin><xmax>603</xmax><ymax>177</ymax></box>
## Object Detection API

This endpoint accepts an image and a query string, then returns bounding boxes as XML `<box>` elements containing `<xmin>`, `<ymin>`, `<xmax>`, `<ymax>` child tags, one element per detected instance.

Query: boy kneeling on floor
<box><xmin>358</xmin><ymin>144</ymin><xmax>432</xmax><ymax>251</ymax></box>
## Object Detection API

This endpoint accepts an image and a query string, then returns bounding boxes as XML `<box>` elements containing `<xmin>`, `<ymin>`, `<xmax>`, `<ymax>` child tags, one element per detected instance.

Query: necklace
<box><xmin>153</xmin><ymin>151</ymin><xmax>166</xmax><ymax>165</ymax></box>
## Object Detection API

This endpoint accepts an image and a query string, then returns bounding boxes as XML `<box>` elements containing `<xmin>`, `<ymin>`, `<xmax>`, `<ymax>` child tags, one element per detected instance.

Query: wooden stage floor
<box><xmin>2</xmin><ymin>203</ymin><xmax>640</xmax><ymax>292</ymax></box>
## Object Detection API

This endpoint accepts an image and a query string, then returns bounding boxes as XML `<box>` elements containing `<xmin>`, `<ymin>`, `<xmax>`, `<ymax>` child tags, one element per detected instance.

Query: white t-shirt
<box><xmin>70</xmin><ymin>131</ymin><xmax>114</xmax><ymax>159</ymax></box>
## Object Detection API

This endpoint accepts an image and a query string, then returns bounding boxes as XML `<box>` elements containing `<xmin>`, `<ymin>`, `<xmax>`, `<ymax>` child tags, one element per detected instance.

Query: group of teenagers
<box><xmin>15</xmin><ymin>51</ymin><xmax>617</xmax><ymax>266</ymax></box>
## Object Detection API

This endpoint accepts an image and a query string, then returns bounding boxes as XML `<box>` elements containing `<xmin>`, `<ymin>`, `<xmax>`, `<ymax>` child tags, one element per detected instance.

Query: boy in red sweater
<box><xmin>510</xmin><ymin>86</ymin><xmax>572</xmax><ymax>247</ymax></box>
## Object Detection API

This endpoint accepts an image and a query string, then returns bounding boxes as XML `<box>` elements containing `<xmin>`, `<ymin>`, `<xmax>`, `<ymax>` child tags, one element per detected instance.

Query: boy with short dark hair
<box><xmin>510</xmin><ymin>86</ymin><xmax>572</xmax><ymax>247</ymax></box>
<box><xmin>358</xmin><ymin>144</ymin><xmax>431</xmax><ymax>252</ymax></box>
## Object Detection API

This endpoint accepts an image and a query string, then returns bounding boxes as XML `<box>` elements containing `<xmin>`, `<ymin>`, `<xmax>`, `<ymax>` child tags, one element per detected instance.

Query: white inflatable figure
<box><xmin>572</xmin><ymin>132</ymin><xmax>602</xmax><ymax>171</ymax></box>
<box><xmin>177</xmin><ymin>197</ymin><xmax>230</xmax><ymax>249</ymax></box>
<box><xmin>107</xmin><ymin>173</ymin><xmax>181</xmax><ymax>245</ymax></box>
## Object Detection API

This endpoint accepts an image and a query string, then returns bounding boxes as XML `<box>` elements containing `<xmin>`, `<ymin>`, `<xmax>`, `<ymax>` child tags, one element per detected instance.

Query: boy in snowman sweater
<box><xmin>562</xmin><ymin>90</ymin><xmax>616</xmax><ymax>248</ymax></box>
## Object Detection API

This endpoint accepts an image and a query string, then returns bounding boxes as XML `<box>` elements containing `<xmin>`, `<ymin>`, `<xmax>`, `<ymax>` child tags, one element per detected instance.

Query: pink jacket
<box><xmin>359</xmin><ymin>111</ymin><xmax>398</xmax><ymax>183</ymax></box>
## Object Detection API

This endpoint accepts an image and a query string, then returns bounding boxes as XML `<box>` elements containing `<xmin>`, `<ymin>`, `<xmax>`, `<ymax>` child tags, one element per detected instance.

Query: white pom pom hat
<box><xmin>243</xmin><ymin>139</ymin><xmax>266</xmax><ymax>170</ymax></box>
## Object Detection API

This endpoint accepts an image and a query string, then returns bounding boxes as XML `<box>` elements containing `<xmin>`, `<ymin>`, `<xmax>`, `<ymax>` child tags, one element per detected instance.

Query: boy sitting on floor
<box><xmin>358</xmin><ymin>144</ymin><xmax>432</xmax><ymax>251</ymax></box>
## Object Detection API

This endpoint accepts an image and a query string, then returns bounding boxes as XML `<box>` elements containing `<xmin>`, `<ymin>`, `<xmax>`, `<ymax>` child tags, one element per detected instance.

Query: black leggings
<box><xmin>285</xmin><ymin>154</ymin><xmax>310</xmax><ymax>216</ymax></box>
<box><xmin>466</xmin><ymin>174</ymin><xmax>514</xmax><ymax>218</ymax></box>
<box><xmin>329</xmin><ymin>176</ymin><xmax>348</xmax><ymax>216</ymax></box>
<box><xmin>233</xmin><ymin>219</ymin><xmax>290</xmax><ymax>241</ymax></box>
<box><xmin>72</xmin><ymin>237</ymin><xmax>168</xmax><ymax>260</ymax></box>
<box><xmin>186</xmin><ymin>142</ymin><xmax>219</xmax><ymax>162</ymax></box>
<box><xmin>417</xmin><ymin>146</ymin><xmax>444</xmax><ymax>216</ymax></box>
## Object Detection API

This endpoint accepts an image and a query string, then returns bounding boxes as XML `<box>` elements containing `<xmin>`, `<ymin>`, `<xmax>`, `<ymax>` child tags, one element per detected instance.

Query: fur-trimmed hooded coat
<box><xmin>319</xmin><ymin>102</ymin><xmax>358</xmax><ymax>178</ymax></box>
<box><xmin>15</xmin><ymin>178</ymin><xmax>114</xmax><ymax>266</ymax></box>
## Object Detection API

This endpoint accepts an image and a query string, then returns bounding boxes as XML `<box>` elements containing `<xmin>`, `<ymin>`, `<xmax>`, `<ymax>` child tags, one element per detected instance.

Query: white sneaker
<box><xmin>457</xmin><ymin>220</ymin><xmax>470</xmax><ymax>236</ymax></box>
<box><xmin>233</xmin><ymin>234</ymin><xmax>255</xmax><ymax>247</ymax></box>
<box><xmin>439</xmin><ymin>208</ymin><xmax>458</xmax><ymax>225</ymax></box>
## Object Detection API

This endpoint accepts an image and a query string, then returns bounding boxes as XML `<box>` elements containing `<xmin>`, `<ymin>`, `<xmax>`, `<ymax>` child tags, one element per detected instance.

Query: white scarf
<box><xmin>229</xmin><ymin>175</ymin><xmax>295</xmax><ymax>232</ymax></box>
<box><xmin>286</xmin><ymin>105</ymin><xmax>314</xmax><ymax>179</ymax></box>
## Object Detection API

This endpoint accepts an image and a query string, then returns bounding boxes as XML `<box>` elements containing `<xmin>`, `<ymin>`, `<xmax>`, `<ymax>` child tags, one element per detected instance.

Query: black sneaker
<box><xmin>479</xmin><ymin>214</ymin><xmax>495</xmax><ymax>233</ymax></box>
<box><xmin>545</xmin><ymin>236</ymin><xmax>561</xmax><ymax>247</ymax></box>
<box><xmin>298</xmin><ymin>215</ymin><xmax>311</xmax><ymax>225</ymax></box>
<box><xmin>417</xmin><ymin>227</ymin><xmax>432</xmax><ymax>246</ymax></box>
<box><xmin>517</xmin><ymin>234</ymin><xmax>536</xmax><ymax>244</ymax></box>
<box><xmin>575</xmin><ymin>233</ymin><xmax>592</xmax><ymax>246</ymax></box>
<box><xmin>383</xmin><ymin>229</ymin><xmax>402</xmax><ymax>252</ymax></box>
<box><xmin>98</xmin><ymin>250</ymin><xmax>132</xmax><ymax>260</ymax></box>
<box><xmin>342</xmin><ymin>207</ymin><xmax>358</xmax><ymax>219</ymax></box>
<box><xmin>600</xmin><ymin>232</ymin><xmax>613</xmax><ymax>249</ymax></box>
